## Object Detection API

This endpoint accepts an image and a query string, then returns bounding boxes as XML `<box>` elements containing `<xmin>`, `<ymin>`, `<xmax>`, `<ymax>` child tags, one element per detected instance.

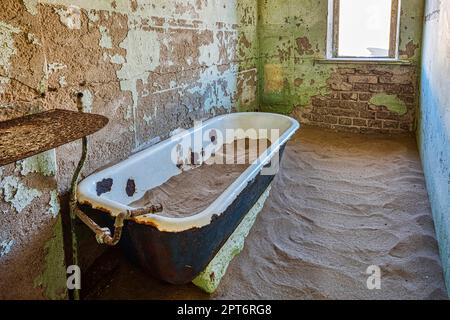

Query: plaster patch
<box><xmin>110</xmin><ymin>54</ymin><xmax>125</xmax><ymax>64</ymax></box>
<box><xmin>370</xmin><ymin>94</ymin><xmax>408</xmax><ymax>115</ymax></box>
<box><xmin>87</xmin><ymin>10</ymin><xmax>100</xmax><ymax>23</ymax></box>
<box><xmin>58</xmin><ymin>76</ymin><xmax>67</xmax><ymax>87</ymax></box>
<box><xmin>117</xmin><ymin>25</ymin><xmax>161</xmax><ymax>139</ymax></box>
<box><xmin>23</xmin><ymin>0</ymin><xmax>39</xmax><ymax>15</ymax></box>
<box><xmin>27</xmin><ymin>33</ymin><xmax>41</xmax><ymax>46</ymax></box>
<box><xmin>55</xmin><ymin>5</ymin><xmax>81</xmax><ymax>30</ymax></box>
<box><xmin>0</xmin><ymin>239</ymin><xmax>15</xmax><ymax>258</ymax></box>
<box><xmin>0</xmin><ymin>22</ymin><xmax>21</xmax><ymax>74</ymax></box>
<box><xmin>81</xmin><ymin>89</ymin><xmax>93</xmax><ymax>112</ymax></box>
<box><xmin>19</xmin><ymin>149</ymin><xmax>57</xmax><ymax>177</ymax></box>
<box><xmin>0</xmin><ymin>76</ymin><xmax>10</xmax><ymax>94</ymax></box>
<box><xmin>143</xmin><ymin>114</ymin><xmax>152</xmax><ymax>125</ymax></box>
<box><xmin>99</xmin><ymin>26</ymin><xmax>113</xmax><ymax>49</ymax></box>
<box><xmin>264</xmin><ymin>64</ymin><xmax>284</xmax><ymax>93</ymax></box>
<box><xmin>0</xmin><ymin>176</ymin><xmax>42</xmax><ymax>213</ymax></box>
<box><xmin>47</xmin><ymin>62</ymin><xmax>66</xmax><ymax>75</ymax></box>
<box><xmin>47</xmin><ymin>190</ymin><xmax>60</xmax><ymax>218</ymax></box>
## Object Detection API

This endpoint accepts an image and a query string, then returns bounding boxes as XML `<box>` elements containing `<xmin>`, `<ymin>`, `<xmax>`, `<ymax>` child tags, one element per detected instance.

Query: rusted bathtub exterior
<box><xmin>77</xmin><ymin>112</ymin><xmax>299</xmax><ymax>284</ymax></box>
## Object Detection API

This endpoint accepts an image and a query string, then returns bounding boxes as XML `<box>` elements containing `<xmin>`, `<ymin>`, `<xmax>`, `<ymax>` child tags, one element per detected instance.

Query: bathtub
<box><xmin>77</xmin><ymin>112</ymin><xmax>299</xmax><ymax>284</ymax></box>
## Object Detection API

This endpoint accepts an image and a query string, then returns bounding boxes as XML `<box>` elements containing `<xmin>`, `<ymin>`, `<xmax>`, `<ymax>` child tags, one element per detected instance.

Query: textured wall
<box><xmin>418</xmin><ymin>0</ymin><xmax>450</xmax><ymax>296</ymax></box>
<box><xmin>259</xmin><ymin>0</ymin><xmax>424</xmax><ymax>133</ymax></box>
<box><xmin>0</xmin><ymin>0</ymin><xmax>258</xmax><ymax>299</ymax></box>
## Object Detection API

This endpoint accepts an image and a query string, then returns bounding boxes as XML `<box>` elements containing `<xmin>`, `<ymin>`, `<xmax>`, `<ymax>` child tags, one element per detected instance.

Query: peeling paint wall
<box><xmin>418</xmin><ymin>0</ymin><xmax>450</xmax><ymax>296</ymax></box>
<box><xmin>0</xmin><ymin>0</ymin><xmax>258</xmax><ymax>299</ymax></box>
<box><xmin>259</xmin><ymin>0</ymin><xmax>424</xmax><ymax>134</ymax></box>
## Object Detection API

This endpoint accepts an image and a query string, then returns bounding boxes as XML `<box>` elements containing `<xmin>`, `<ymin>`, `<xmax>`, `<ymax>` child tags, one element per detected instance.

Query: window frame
<box><xmin>327</xmin><ymin>0</ymin><xmax>401</xmax><ymax>60</ymax></box>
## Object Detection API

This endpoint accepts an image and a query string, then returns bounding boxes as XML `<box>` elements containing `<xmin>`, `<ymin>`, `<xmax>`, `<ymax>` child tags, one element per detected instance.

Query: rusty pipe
<box><xmin>68</xmin><ymin>96</ymin><xmax>163</xmax><ymax>247</ymax></box>
<box><xmin>73</xmin><ymin>204</ymin><xmax>163</xmax><ymax>246</ymax></box>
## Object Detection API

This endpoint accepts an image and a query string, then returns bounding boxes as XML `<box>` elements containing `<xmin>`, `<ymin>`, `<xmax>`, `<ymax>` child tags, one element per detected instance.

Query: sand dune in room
<box><xmin>89</xmin><ymin>126</ymin><xmax>447</xmax><ymax>300</ymax></box>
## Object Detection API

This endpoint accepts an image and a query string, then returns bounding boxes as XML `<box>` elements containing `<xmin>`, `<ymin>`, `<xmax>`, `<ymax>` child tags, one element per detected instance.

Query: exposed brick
<box><xmin>399</xmin><ymin>85</ymin><xmax>415</xmax><ymax>94</ymax></box>
<box><xmin>371</xmin><ymin>70</ymin><xmax>393</xmax><ymax>76</ymax></box>
<box><xmin>368</xmin><ymin>104</ymin><xmax>384</xmax><ymax>112</ymax></box>
<box><xmin>330</xmin><ymin>81</ymin><xmax>353</xmax><ymax>91</ymax></box>
<box><xmin>353</xmin><ymin>118</ymin><xmax>367</xmax><ymax>127</ymax></box>
<box><xmin>359</xmin><ymin>110</ymin><xmax>376</xmax><ymax>119</ymax></box>
<box><xmin>353</xmin><ymin>83</ymin><xmax>370</xmax><ymax>91</ymax></box>
<box><xmin>313</xmin><ymin>106</ymin><xmax>329</xmax><ymax>115</ymax></box>
<box><xmin>341</xmin><ymin>92</ymin><xmax>358</xmax><ymax>100</ymax></box>
<box><xmin>379</xmin><ymin>74</ymin><xmax>413</xmax><ymax>85</ymax></box>
<box><xmin>312</xmin><ymin>97</ymin><xmax>328</xmax><ymax>107</ymax></box>
<box><xmin>329</xmin><ymin>100</ymin><xmax>341</xmax><ymax>108</ymax></box>
<box><xmin>376</xmin><ymin>112</ymin><xmax>400</xmax><ymax>121</ymax></box>
<box><xmin>398</xmin><ymin>95</ymin><xmax>416</xmax><ymax>104</ymax></box>
<box><xmin>327</xmin><ymin>108</ymin><xmax>359</xmax><ymax>117</ymax></box>
<box><xmin>348</xmin><ymin>75</ymin><xmax>378</xmax><ymax>84</ymax></box>
<box><xmin>338</xmin><ymin>117</ymin><xmax>352</xmax><ymax>125</ymax></box>
<box><xmin>312</xmin><ymin>114</ymin><xmax>324</xmax><ymax>122</ymax></box>
<box><xmin>338</xmin><ymin>68</ymin><xmax>356</xmax><ymax>74</ymax></box>
<box><xmin>299</xmin><ymin>67</ymin><xmax>416</xmax><ymax>134</ymax></box>
<box><xmin>338</xmin><ymin>100</ymin><xmax>352</xmax><ymax>109</ymax></box>
<box><xmin>369</xmin><ymin>84</ymin><xmax>385</xmax><ymax>93</ymax></box>
<box><xmin>383</xmin><ymin>120</ymin><xmax>399</xmax><ymax>129</ymax></box>
<box><xmin>324</xmin><ymin>115</ymin><xmax>338</xmax><ymax>124</ymax></box>
<box><xmin>341</xmin><ymin>101</ymin><xmax>368</xmax><ymax>111</ymax></box>
<box><xmin>327</xmin><ymin>92</ymin><xmax>340</xmax><ymax>99</ymax></box>
<box><xmin>358</xmin><ymin>93</ymin><xmax>372</xmax><ymax>101</ymax></box>
<box><xmin>368</xmin><ymin>120</ymin><xmax>383</xmax><ymax>128</ymax></box>
<box><xmin>400</xmin><ymin>122</ymin><xmax>412</xmax><ymax>131</ymax></box>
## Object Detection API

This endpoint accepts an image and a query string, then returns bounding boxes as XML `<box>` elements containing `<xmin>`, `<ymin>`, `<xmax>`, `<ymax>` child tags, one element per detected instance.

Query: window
<box><xmin>328</xmin><ymin>0</ymin><xmax>400</xmax><ymax>59</ymax></box>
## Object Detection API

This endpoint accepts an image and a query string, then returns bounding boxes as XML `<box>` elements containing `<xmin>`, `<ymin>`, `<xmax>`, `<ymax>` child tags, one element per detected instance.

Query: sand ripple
<box><xmin>92</xmin><ymin>126</ymin><xmax>447</xmax><ymax>300</ymax></box>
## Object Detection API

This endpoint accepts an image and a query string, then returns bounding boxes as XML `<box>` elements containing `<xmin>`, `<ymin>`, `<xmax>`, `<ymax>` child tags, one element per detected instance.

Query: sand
<box><xmin>88</xmin><ymin>126</ymin><xmax>448</xmax><ymax>300</ymax></box>
<box><xmin>129</xmin><ymin>139</ymin><xmax>270</xmax><ymax>218</ymax></box>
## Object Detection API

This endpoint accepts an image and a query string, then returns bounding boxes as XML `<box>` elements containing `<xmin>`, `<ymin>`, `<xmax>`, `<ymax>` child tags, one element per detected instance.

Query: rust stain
<box><xmin>0</xmin><ymin>109</ymin><xmax>108</xmax><ymax>166</ymax></box>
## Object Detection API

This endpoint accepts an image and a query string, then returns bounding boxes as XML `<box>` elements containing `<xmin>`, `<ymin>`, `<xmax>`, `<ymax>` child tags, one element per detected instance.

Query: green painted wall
<box><xmin>258</xmin><ymin>0</ymin><xmax>424</xmax><ymax>115</ymax></box>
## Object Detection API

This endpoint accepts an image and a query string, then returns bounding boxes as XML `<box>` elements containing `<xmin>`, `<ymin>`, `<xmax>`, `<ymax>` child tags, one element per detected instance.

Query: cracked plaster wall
<box><xmin>0</xmin><ymin>0</ymin><xmax>258</xmax><ymax>299</ymax></box>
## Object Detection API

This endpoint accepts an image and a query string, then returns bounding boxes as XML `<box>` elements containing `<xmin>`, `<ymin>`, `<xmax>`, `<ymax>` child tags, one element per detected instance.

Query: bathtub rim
<box><xmin>77</xmin><ymin>112</ymin><xmax>299</xmax><ymax>232</ymax></box>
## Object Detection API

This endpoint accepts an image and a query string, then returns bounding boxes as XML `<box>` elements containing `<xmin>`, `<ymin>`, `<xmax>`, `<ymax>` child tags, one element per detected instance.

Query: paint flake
<box><xmin>0</xmin><ymin>176</ymin><xmax>42</xmax><ymax>213</ymax></box>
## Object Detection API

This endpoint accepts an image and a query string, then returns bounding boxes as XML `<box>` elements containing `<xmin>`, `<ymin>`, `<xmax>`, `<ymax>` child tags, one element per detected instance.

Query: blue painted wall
<box><xmin>418</xmin><ymin>0</ymin><xmax>450</xmax><ymax>296</ymax></box>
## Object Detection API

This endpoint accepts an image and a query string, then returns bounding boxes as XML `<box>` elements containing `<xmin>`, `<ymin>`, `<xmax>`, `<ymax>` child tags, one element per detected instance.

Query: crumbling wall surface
<box><xmin>259</xmin><ymin>0</ymin><xmax>424</xmax><ymax>133</ymax></box>
<box><xmin>418</xmin><ymin>0</ymin><xmax>450</xmax><ymax>296</ymax></box>
<box><xmin>0</xmin><ymin>0</ymin><xmax>258</xmax><ymax>299</ymax></box>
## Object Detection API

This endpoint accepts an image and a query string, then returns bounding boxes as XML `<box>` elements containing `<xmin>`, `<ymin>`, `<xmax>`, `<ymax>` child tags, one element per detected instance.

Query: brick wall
<box><xmin>295</xmin><ymin>65</ymin><xmax>418</xmax><ymax>134</ymax></box>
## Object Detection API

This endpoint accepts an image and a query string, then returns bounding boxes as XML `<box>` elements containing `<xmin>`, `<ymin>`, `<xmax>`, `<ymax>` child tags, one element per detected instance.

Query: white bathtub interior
<box><xmin>77</xmin><ymin>113</ymin><xmax>299</xmax><ymax>231</ymax></box>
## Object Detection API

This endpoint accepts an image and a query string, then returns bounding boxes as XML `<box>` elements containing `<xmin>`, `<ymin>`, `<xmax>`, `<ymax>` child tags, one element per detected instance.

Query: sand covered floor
<box><xmin>89</xmin><ymin>126</ymin><xmax>447</xmax><ymax>300</ymax></box>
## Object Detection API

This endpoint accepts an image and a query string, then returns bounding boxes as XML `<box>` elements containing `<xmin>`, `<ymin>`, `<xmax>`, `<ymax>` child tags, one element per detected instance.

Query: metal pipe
<box><xmin>73</xmin><ymin>204</ymin><xmax>163</xmax><ymax>246</ymax></box>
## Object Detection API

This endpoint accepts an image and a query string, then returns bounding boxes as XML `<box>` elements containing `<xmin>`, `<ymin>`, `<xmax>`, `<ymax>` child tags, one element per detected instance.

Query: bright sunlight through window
<box><xmin>330</xmin><ymin>0</ymin><xmax>400</xmax><ymax>59</ymax></box>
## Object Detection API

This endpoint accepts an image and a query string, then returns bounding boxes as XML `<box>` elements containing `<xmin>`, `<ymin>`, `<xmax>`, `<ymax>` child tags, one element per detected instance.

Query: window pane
<box><xmin>338</xmin><ymin>0</ymin><xmax>393</xmax><ymax>57</ymax></box>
